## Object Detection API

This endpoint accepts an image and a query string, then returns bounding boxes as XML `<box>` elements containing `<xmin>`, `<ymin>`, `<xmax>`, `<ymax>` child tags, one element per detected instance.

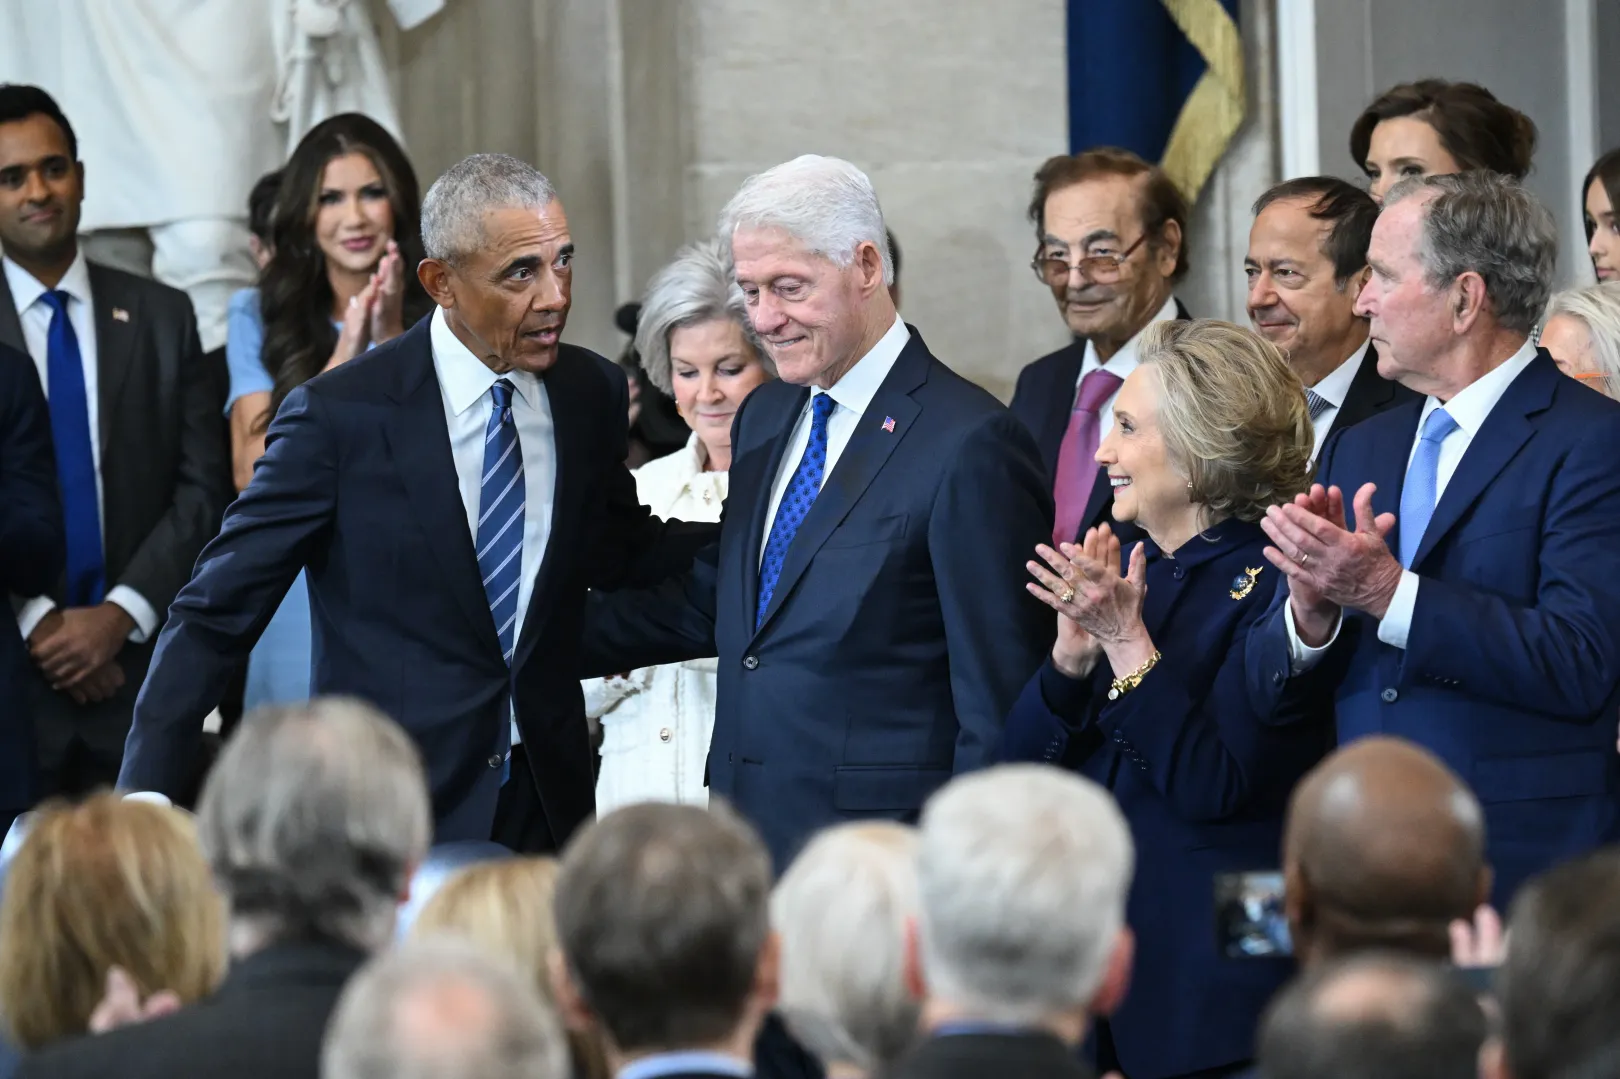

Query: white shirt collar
<box><xmin>1419</xmin><ymin>336</ymin><xmax>1539</xmax><ymax>437</ymax></box>
<box><xmin>1081</xmin><ymin>293</ymin><xmax>1180</xmax><ymax>380</ymax></box>
<box><xmin>1309</xmin><ymin>337</ymin><xmax>1371</xmax><ymax>409</ymax></box>
<box><xmin>430</xmin><ymin>306</ymin><xmax>542</xmax><ymax>415</ymax></box>
<box><xmin>4</xmin><ymin>248</ymin><xmax>92</xmax><ymax>312</ymax></box>
<box><xmin>818</xmin><ymin>313</ymin><xmax>909</xmax><ymax>415</ymax></box>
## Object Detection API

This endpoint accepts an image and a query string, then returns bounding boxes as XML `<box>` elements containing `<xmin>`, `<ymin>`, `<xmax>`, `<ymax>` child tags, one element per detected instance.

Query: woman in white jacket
<box><xmin>584</xmin><ymin>240</ymin><xmax>775</xmax><ymax>812</ymax></box>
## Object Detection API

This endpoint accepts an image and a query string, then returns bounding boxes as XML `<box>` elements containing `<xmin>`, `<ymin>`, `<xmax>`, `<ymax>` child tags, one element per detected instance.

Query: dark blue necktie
<box><xmin>757</xmin><ymin>393</ymin><xmax>836</xmax><ymax>628</ymax></box>
<box><xmin>41</xmin><ymin>290</ymin><xmax>104</xmax><ymax>606</ymax></box>
<box><xmin>479</xmin><ymin>379</ymin><xmax>524</xmax><ymax>782</ymax></box>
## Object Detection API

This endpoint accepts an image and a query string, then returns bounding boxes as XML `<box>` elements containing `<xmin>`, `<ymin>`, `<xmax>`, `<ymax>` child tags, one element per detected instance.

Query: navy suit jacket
<box><xmin>1008</xmin><ymin>299</ymin><xmax>1190</xmax><ymax>542</ymax></box>
<box><xmin>119</xmin><ymin>317</ymin><xmax>711</xmax><ymax>845</ymax></box>
<box><xmin>582</xmin><ymin>327</ymin><xmax>1054</xmax><ymax>868</ymax></box>
<box><xmin>1249</xmin><ymin>351</ymin><xmax>1620</xmax><ymax>905</ymax></box>
<box><xmin>0</xmin><ymin>342</ymin><xmax>61</xmax><ymax>817</ymax></box>
<box><xmin>1003</xmin><ymin>519</ymin><xmax>1332</xmax><ymax>1079</ymax></box>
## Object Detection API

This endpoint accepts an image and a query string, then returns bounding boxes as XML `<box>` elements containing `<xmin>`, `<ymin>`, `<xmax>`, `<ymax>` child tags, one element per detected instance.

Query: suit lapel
<box><xmin>515</xmin><ymin>354</ymin><xmax>584</xmax><ymax>653</ymax></box>
<box><xmin>736</xmin><ymin>383</ymin><xmax>809</xmax><ymax>631</ymax></box>
<box><xmin>1036</xmin><ymin>343</ymin><xmax>1084</xmax><ymax>477</ymax></box>
<box><xmin>88</xmin><ymin>264</ymin><xmax>137</xmax><ymax>450</ymax></box>
<box><xmin>0</xmin><ymin>270</ymin><xmax>23</xmax><ymax>354</ymax></box>
<box><xmin>382</xmin><ymin>327</ymin><xmax>503</xmax><ymax>658</ymax></box>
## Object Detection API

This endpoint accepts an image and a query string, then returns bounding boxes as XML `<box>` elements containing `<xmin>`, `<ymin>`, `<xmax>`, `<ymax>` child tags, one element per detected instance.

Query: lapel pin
<box><xmin>881</xmin><ymin>416</ymin><xmax>896</xmax><ymax>433</ymax></box>
<box><xmin>111</xmin><ymin>307</ymin><xmax>130</xmax><ymax>322</ymax></box>
<box><xmin>1229</xmin><ymin>566</ymin><xmax>1262</xmax><ymax>601</ymax></box>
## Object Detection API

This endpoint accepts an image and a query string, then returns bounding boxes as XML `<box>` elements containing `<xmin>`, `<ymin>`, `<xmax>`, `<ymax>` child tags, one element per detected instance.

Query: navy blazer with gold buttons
<box><xmin>1004</xmin><ymin>517</ymin><xmax>1332</xmax><ymax>1079</ymax></box>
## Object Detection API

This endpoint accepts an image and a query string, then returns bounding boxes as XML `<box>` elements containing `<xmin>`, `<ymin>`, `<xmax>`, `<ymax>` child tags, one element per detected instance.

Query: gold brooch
<box><xmin>1229</xmin><ymin>566</ymin><xmax>1262</xmax><ymax>601</ymax></box>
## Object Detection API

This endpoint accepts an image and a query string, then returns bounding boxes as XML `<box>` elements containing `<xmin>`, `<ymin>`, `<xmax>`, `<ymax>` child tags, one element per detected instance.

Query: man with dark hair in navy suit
<box><xmin>1253</xmin><ymin>172</ymin><xmax>1620</xmax><ymax>906</ymax></box>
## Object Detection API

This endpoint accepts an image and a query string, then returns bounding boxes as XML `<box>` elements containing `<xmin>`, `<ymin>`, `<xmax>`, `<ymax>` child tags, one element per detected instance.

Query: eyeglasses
<box><xmin>1031</xmin><ymin>233</ymin><xmax>1150</xmax><ymax>287</ymax></box>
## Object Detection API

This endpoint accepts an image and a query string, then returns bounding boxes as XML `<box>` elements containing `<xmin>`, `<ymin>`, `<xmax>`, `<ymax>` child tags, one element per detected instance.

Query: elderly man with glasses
<box><xmin>1009</xmin><ymin>149</ymin><xmax>1191</xmax><ymax>549</ymax></box>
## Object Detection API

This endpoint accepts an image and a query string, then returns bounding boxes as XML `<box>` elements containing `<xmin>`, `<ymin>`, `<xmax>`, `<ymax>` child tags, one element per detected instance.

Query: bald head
<box><xmin>1283</xmin><ymin>737</ymin><xmax>1489</xmax><ymax>964</ymax></box>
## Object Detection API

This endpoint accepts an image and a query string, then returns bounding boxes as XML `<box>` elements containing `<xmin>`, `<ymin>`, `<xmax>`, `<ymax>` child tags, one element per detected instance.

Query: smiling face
<box><xmin>314</xmin><ymin>151</ymin><xmax>394</xmax><ymax>278</ymax></box>
<box><xmin>1039</xmin><ymin>176</ymin><xmax>1178</xmax><ymax>349</ymax></box>
<box><xmin>668</xmin><ymin>317</ymin><xmax>772</xmax><ymax>460</ymax></box>
<box><xmin>1245</xmin><ymin>197</ymin><xmax>1369</xmax><ymax>384</ymax></box>
<box><xmin>1587</xmin><ymin>179</ymin><xmax>1620</xmax><ymax>283</ymax></box>
<box><xmin>0</xmin><ymin>112</ymin><xmax>83</xmax><ymax>273</ymax></box>
<box><xmin>1364</xmin><ymin>116</ymin><xmax>1461</xmax><ymax>204</ymax></box>
<box><xmin>1095</xmin><ymin>365</ymin><xmax>1191</xmax><ymax>536</ymax></box>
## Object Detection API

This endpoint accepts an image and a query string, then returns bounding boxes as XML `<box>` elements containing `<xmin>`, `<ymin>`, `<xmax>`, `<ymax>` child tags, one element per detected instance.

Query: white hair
<box><xmin>421</xmin><ymin>153</ymin><xmax>558</xmax><ymax>264</ymax></box>
<box><xmin>635</xmin><ymin>239</ymin><xmax>771</xmax><ymax>395</ymax></box>
<box><xmin>917</xmin><ymin>765</ymin><xmax>1134</xmax><ymax>1025</ymax></box>
<box><xmin>717</xmin><ymin>154</ymin><xmax>893</xmax><ymax>284</ymax></box>
<box><xmin>771</xmin><ymin>822</ymin><xmax>921</xmax><ymax>1073</ymax></box>
<box><xmin>1543</xmin><ymin>281</ymin><xmax>1620</xmax><ymax>398</ymax></box>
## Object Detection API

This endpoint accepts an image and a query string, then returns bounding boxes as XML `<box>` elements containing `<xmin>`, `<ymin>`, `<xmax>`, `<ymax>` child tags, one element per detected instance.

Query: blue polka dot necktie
<box><xmin>757</xmin><ymin>393</ymin><xmax>836</xmax><ymax>628</ymax></box>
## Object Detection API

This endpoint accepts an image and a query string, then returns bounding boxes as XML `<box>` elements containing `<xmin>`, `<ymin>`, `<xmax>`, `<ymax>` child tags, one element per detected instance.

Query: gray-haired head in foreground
<box><xmin>1544</xmin><ymin>280</ymin><xmax>1620</xmax><ymax>390</ymax></box>
<box><xmin>1383</xmin><ymin>171</ymin><xmax>1556</xmax><ymax>334</ymax></box>
<box><xmin>772</xmin><ymin>822</ymin><xmax>921</xmax><ymax>1074</ymax></box>
<box><xmin>1256</xmin><ymin>952</ymin><xmax>1487</xmax><ymax>1079</ymax></box>
<box><xmin>635</xmin><ymin>238</ymin><xmax>771</xmax><ymax>395</ymax></box>
<box><xmin>717</xmin><ymin>154</ymin><xmax>893</xmax><ymax>284</ymax></box>
<box><xmin>197</xmin><ymin>697</ymin><xmax>431</xmax><ymax>952</ymax></box>
<box><xmin>322</xmin><ymin>936</ymin><xmax>568</xmax><ymax>1079</ymax></box>
<box><xmin>421</xmin><ymin>153</ymin><xmax>558</xmax><ymax>265</ymax></box>
<box><xmin>917</xmin><ymin>765</ymin><xmax>1134</xmax><ymax>1025</ymax></box>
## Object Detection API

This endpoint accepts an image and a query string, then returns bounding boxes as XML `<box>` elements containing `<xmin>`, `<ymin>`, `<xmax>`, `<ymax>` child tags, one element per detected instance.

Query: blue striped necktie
<box><xmin>757</xmin><ymin>392</ymin><xmax>836</xmax><ymax>628</ymax></box>
<box><xmin>478</xmin><ymin>379</ymin><xmax>525</xmax><ymax>663</ymax></box>
<box><xmin>41</xmin><ymin>290</ymin><xmax>104</xmax><ymax>606</ymax></box>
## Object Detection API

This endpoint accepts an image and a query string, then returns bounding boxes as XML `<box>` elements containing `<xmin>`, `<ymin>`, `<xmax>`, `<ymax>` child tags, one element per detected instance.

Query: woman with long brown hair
<box><xmin>223</xmin><ymin>113</ymin><xmax>431</xmax><ymax>708</ymax></box>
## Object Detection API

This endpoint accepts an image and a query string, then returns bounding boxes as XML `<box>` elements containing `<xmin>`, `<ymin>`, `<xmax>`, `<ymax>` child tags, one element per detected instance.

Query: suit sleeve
<box><xmin>1401</xmin><ymin>429</ymin><xmax>1620</xmax><ymax>717</ymax></box>
<box><xmin>930</xmin><ymin>411</ymin><xmax>1054</xmax><ymax>774</ymax></box>
<box><xmin>0</xmin><ymin>351</ymin><xmax>63</xmax><ymax>597</ymax></box>
<box><xmin>111</xmin><ymin>300</ymin><xmax>233</xmax><ymax>619</ymax></box>
<box><xmin>118</xmin><ymin>383</ymin><xmax>338</xmax><ymax>796</ymax></box>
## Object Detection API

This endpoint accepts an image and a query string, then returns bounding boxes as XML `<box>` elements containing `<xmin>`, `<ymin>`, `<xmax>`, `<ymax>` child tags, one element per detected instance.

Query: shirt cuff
<box><xmin>1376</xmin><ymin>571</ymin><xmax>1420</xmax><ymax>651</ymax></box>
<box><xmin>1285</xmin><ymin>600</ymin><xmax>1342</xmax><ymax>674</ymax></box>
<box><xmin>16</xmin><ymin>596</ymin><xmax>56</xmax><ymax>641</ymax></box>
<box><xmin>106</xmin><ymin>586</ymin><xmax>160</xmax><ymax>644</ymax></box>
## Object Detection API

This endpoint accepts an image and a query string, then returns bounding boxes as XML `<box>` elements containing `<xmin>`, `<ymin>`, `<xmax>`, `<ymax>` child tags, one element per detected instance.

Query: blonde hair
<box><xmin>0</xmin><ymin>793</ymin><xmax>227</xmax><ymax>1049</ymax></box>
<box><xmin>411</xmin><ymin>858</ymin><xmax>607</xmax><ymax>1079</ymax></box>
<box><xmin>1139</xmin><ymin>319</ymin><xmax>1314</xmax><ymax>524</ymax></box>
<box><xmin>1543</xmin><ymin>281</ymin><xmax>1620</xmax><ymax>399</ymax></box>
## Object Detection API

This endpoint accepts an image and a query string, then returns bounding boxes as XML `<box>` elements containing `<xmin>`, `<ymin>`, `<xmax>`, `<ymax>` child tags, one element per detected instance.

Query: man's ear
<box><xmin>1344</xmin><ymin>265</ymin><xmax>1372</xmax><ymax>297</ymax></box>
<box><xmin>902</xmin><ymin>916</ymin><xmax>927</xmax><ymax>1001</ymax></box>
<box><xmin>1088</xmin><ymin>926</ymin><xmax>1134</xmax><ymax>1018</ymax></box>
<box><xmin>548</xmin><ymin>951</ymin><xmax>597</xmax><ymax>1033</ymax></box>
<box><xmin>754</xmin><ymin>930</ymin><xmax>782</xmax><ymax>1011</ymax></box>
<box><xmin>855</xmin><ymin>239</ymin><xmax>887</xmax><ymax>299</ymax></box>
<box><xmin>1451</xmin><ymin>271</ymin><xmax>1490</xmax><ymax>333</ymax></box>
<box><xmin>418</xmin><ymin>257</ymin><xmax>456</xmax><ymax>308</ymax></box>
<box><xmin>1154</xmin><ymin>220</ymin><xmax>1183</xmax><ymax>279</ymax></box>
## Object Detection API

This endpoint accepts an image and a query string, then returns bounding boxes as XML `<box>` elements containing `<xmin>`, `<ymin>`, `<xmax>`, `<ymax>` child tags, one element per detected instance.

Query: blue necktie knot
<box><xmin>41</xmin><ymin>289</ymin><xmax>71</xmax><ymax>317</ymax></box>
<box><xmin>1397</xmin><ymin>407</ymin><xmax>1458</xmax><ymax>569</ymax></box>
<box><xmin>1419</xmin><ymin>406</ymin><xmax>1459</xmax><ymax>445</ymax></box>
<box><xmin>491</xmin><ymin>377</ymin><xmax>515</xmax><ymax>423</ymax></box>
<box><xmin>756</xmin><ymin>392</ymin><xmax>836</xmax><ymax>628</ymax></box>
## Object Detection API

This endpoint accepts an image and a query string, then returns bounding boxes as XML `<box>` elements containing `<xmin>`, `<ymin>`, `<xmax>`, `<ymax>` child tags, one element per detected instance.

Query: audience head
<box><xmin>0</xmin><ymin>793</ymin><xmax>226</xmax><ymax>1050</ymax></box>
<box><xmin>323</xmin><ymin>936</ymin><xmax>568</xmax><ymax>1079</ymax></box>
<box><xmin>913</xmin><ymin>765</ymin><xmax>1134</xmax><ymax>1043</ymax></box>
<box><xmin>1351</xmin><ymin>79</ymin><xmax>1536</xmax><ymax>203</ymax></box>
<box><xmin>1101</xmin><ymin>319</ymin><xmax>1312</xmax><ymax>546</ymax></box>
<box><xmin>1359</xmin><ymin>172</ymin><xmax>1556</xmax><ymax>398</ymax></box>
<box><xmin>246</xmin><ymin>169</ymin><xmax>282</xmax><ymax>270</ymax></box>
<box><xmin>1541</xmin><ymin>282</ymin><xmax>1620</xmax><ymax>399</ymax></box>
<box><xmin>1256</xmin><ymin>953</ymin><xmax>1488</xmax><ymax>1079</ymax></box>
<box><xmin>1581</xmin><ymin>148</ymin><xmax>1620</xmax><ymax>283</ymax></box>
<box><xmin>419</xmin><ymin>152</ymin><xmax>569</xmax><ymax>375</ymax></box>
<box><xmin>634</xmin><ymin>239</ymin><xmax>774</xmax><ymax>469</ymax></box>
<box><xmin>1490</xmin><ymin>847</ymin><xmax>1620</xmax><ymax>1079</ymax></box>
<box><xmin>1281</xmin><ymin>736</ymin><xmax>1489</xmax><ymax>968</ymax></box>
<box><xmin>772</xmin><ymin>822</ymin><xmax>921</xmax><ymax>1077</ymax></box>
<box><xmin>1027</xmin><ymin>148</ymin><xmax>1188</xmax><ymax>356</ymax></box>
<box><xmin>1246</xmin><ymin>177</ymin><xmax>1378</xmax><ymax>385</ymax></box>
<box><xmin>197</xmin><ymin>697</ymin><xmax>432</xmax><ymax>956</ymax></box>
<box><xmin>551</xmin><ymin>802</ymin><xmax>777</xmax><ymax>1063</ymax></box>
<box><xmin>718</xmin><ymin>154</ymin><xmax>894</xmax><ymax>389</ymax></box>
<box><xmin>0</xmin><ymin>84</ymin><xmax>83</xmax><ymax>278</ymax></box>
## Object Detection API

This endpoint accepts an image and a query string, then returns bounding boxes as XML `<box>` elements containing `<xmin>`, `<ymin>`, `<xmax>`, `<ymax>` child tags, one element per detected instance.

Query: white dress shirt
<box><xmin>430</xmin><ymin>307</ymin><xmax>557</xmax><ymax>744</ymax></box>
<box><xmin>759</xmin><ymin>314</ymin><xmax>911</xmax><ymax>560</ymax></box>
<box><xmin>1306</xmin><ymin>337</ymin><xmax>1372</xmax><ymax>460</ymax></box>
<box><xmin>1287</xmin><ymin>336</ymin><xmax>1540</xmax><ymax>666</ymax></box>
<box><xmin>1073</xmin><ymin>293</ymin><xmax>1180</xmax><ymax>440</ymax></box>
<box><xmin>7</xmin><ymin>252</ymin><xmax>159</xmax><ymax>643</ymax></box>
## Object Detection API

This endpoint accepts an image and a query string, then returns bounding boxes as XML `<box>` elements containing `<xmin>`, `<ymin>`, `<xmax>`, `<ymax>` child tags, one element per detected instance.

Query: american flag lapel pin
<box><xmin>881</xmin><ymin>416</ymin><xmax>896</xmax><ymax>433</ymax></box>
<box><xmin>111</xmin><ymin>307</ymin><xmax>130</xmax><ymax>322</ymax></box>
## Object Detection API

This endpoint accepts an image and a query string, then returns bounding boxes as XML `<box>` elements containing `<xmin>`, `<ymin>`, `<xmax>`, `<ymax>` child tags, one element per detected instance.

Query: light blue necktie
<box><xmin>478</xmin><ymin>379</ymin><xmax>524</xmax><ymax>781</ymax></box>
<box><xmin>757</xmin><ymin>393</ymin><xmax>836</xmax><ymax>628</ymax></box>
<box><xmin>1397</xmin><ymin>407</ymin><xmax>1459</xmax><ymax>568</ymax></box>
<box><xmin>41</xmin><ymin>290</ymin><xmax>104</xmax><ymax>607</ymax></box>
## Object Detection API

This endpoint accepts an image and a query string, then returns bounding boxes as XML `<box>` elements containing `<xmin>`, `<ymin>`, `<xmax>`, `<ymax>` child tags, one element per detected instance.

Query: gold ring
<box><xmin>1058</xmin><ymin>587</ymin><xmax>1076</xmax><ymax>604</ymax></box>
<box><xmin>1298</xmin><ymin>552</ymin><xmax>1310</xmax><ymax>566</ymax></box>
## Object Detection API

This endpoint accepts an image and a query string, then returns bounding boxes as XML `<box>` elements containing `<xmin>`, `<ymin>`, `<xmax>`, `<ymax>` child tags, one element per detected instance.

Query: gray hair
<box><xmin>553</xmin><ymin>801</ymin><xmax>772</xmax><ymax>1053</ymax></box>
<box><xmin>1543</xmin><ymin>281</ymin><xmax>1620</xmax><ymax>395</ymax></box>
<box><xmin>421</xmin><ymin>153</ymin><xmax>558</xmax><ymax>264</ymax></box>
<box><xmin>635</xmin><ymin>239</ymin><xmax>771</xmax><ymax>395</ymax></box>
<box><xmin>917</xmin><ymin>765</ymin><xmax>1134</xmax><ymax>1025</ymax></box>
<box><xmin>197</xmin><ymin>697</ymin><xmax>432</xmax><ymax>953</ymax></box>
<box><xmin>717</xmin><ymin>154</ymin><xmax>893</xmax><ymax>284</ymax></box>
<box><xmin>322</xmin><ymin>936</ymin><xmax>568</xmax><ymax>1079</ymax></box>
<box><xmin>771</xmin><ymin>823</ymin><xmax>921</xmax><ymax>1074</ymax></box>
<box><xmin>1384</xmin><ymin>171</ymin><xmax>1557</xmax><ymax>334</ymax></box>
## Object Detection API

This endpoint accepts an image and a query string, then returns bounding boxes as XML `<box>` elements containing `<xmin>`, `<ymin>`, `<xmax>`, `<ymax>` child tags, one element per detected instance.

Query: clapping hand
<box><xmin>327</xmin><ymin>277</ymin><xmax>377</xmax><ymax>371</ymax></box>
<box><xmin>1261</xmin><ymin>482</ymin><xmax>1401</xmax><ymax>643</ymax></box>
<box><xmin>369</xmin><ymin>240</ymin><xmax>407</xmax><ymax>345</ymax></box>
<box><xmin>88</xmin><ymin>967</ymin><xmax>181</xmax><ymax>1034</ymax></box>
<box><xmin>1027</xmin><ymin>524</ymin><xmax>1150</xmax><ymax>677</ymax></box>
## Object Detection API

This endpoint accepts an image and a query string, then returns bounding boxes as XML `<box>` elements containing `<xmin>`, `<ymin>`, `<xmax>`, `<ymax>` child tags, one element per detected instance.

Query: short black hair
<box><xmin>1499</xmin><ymin>848</ymin><xmax>1620</xmax><ymax>1079</ymax></box>
<box><xmin>1257</xmin><ymin>953</ymin><xmax>1486</xmax><ymax>1079</ymax></box>
<box><xmin>0</xmin><ymin>84</ymin><xmax>77</xmax><ymax>160</ymax></box>
<box><xmin>1253</xmin><ymin>176</ymin><xmax>1378</xmax><ymax>287</ymax></box>
<box><xmin>247</xmin><ymin>170</ymin><xmax>282</xmax><ymax>245</ymax></box>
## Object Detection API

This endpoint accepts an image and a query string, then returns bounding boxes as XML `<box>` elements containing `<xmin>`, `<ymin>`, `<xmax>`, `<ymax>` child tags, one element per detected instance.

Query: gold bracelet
<box><xmin>1107</xmin><ymin>650</ymin><xmax>1162</xmax><ymax>701</ymax></box>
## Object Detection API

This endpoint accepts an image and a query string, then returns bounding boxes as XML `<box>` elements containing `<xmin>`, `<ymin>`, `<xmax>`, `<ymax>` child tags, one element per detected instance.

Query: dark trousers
<box><xmin>490</xmin><ymin>744</ymin><xmax>557</xmax><ymax>853</ymax></box>
<box><xmin>1095</xmin><ymin>1020</ymin><xmax>1251</xmax><ymax>1079</ymax></box>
